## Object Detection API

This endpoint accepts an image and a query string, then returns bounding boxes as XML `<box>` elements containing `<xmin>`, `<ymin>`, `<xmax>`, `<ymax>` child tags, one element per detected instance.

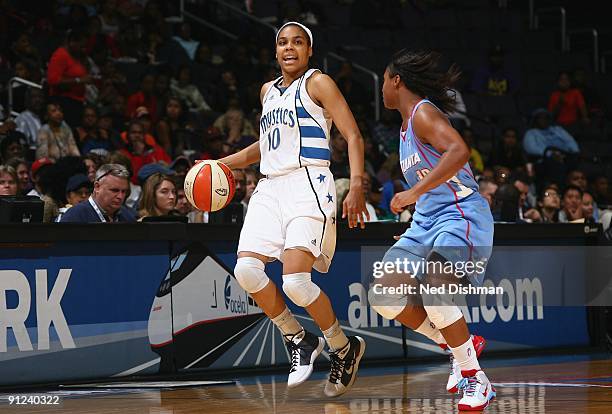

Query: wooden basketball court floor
<box><xmin>2</xmin><ymin>353</ymin><xmax>611</xmax><ymax>413</ymax></box>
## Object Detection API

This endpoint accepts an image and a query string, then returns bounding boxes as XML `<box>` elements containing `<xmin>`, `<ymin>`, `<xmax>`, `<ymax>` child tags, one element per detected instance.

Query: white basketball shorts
<box><xmin>237</xmin><ymin>166</ymin><xmax>337</xmax><ymax>273</ymax></box>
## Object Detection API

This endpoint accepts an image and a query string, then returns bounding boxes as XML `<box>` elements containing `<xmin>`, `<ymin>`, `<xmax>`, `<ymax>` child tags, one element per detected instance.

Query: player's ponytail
<box><xmin>387</xmin><ymin>50</ymin><xmax>461</xmax><ymax>114</ymax></box>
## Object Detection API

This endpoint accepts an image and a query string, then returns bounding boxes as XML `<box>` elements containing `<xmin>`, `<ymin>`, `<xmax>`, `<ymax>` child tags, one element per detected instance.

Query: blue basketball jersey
<box><xmin>393</xmin><ymin>99</ymin><xmax>493</xmax><ymax>281</ymax></box>
<box><xmin>399</xmin><ymin>99</ymin><xmax>481</xmax><ymax>218</ymax></box>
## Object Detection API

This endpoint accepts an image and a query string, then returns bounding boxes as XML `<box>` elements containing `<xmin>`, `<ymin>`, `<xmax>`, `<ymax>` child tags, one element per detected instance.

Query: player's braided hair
<box><xmin>387</xmin><ymin>50</ymin><xmax>460</xmax><ymax>113</ymax></box>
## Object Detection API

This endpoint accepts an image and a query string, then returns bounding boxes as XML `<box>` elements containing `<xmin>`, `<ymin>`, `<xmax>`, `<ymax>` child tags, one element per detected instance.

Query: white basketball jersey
<box><xmin>259</xmin><ymin>68</ymin><xmax>332</xmax><ymax>176</ymax></box>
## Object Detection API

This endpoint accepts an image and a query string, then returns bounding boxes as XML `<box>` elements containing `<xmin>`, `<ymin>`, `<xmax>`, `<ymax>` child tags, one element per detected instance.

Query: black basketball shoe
<box><xmin>324</xmin><ymin>336</ymin><xmax>366</xmax><ymax>397</ymax></box>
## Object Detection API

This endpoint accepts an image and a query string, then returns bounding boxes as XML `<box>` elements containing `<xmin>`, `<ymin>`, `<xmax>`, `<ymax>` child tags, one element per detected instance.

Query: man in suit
<box><xmin>60</xmin><ymin>164</ymin><xmax>136</xmax><ymax>222</ymax></box>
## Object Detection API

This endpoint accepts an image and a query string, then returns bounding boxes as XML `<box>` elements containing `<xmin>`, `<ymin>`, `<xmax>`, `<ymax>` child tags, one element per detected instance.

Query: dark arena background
<box><xmin>0</xmin><ymin>1</ymin><xmax>611</xmax><ymax>413</ymax></box>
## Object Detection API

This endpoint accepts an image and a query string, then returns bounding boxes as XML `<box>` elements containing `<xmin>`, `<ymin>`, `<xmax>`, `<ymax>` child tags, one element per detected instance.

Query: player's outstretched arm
<box><xmin>307</xmin><ymin>72</ymin><xmax>370</xmax><ymax>228</ymax></box>
<box><xmin>390</xmin><ymin>106</ymin><xmax>470</xmax><ymax>213</ymax></box>
<box><xmin>218</xmin><ymin>141</ymin><xmax>261</xmax><ymax>170</ymax></box>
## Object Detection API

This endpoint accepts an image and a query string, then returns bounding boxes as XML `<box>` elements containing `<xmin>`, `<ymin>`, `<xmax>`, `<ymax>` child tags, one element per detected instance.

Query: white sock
<box><xmin>321</xmin><ymin>319</ymin><xmax>349</xmax><ymax>352</ymax></box>
<box><xmin>414</xmin><ymin>317</ymin><xmax>446</xmax><ymax>348</ymax></box>
<box><xmin>271</xmin><ymin>307</ymin><xmax>303</xmax><ymax>338</ymax></box>
<box><xmin>449</xmin><ymin>337</ymin><xmax>481</xmax><ymax>375</ymax></box>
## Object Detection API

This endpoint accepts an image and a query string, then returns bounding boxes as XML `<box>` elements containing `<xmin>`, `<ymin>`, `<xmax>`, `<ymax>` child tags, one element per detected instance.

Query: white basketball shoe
<box><xmin>457</xmin><ymin>370</ymin><xmax>496</xmax><ymax>411</ymax></box>
<box><xmin>285</xmin><ymin>330</ymin><xmax>325</xmax><ymax>388</ymax></box>
<box><xmin>447</xmin><ymin>335</ymin><xmax>486</xmax><ymax>393</ymax></box>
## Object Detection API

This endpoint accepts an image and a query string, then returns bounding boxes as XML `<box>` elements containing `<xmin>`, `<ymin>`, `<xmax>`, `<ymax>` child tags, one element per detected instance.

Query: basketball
<box><xmin>184</xmin><ymin>160</ymin><xmax>236</xmax><ymax>212</ymax></box>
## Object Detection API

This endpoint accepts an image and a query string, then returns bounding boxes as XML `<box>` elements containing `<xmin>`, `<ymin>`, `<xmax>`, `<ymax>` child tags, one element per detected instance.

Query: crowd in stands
<box><xmin>0</xmin><ymin>0</ymin><xmax>610</xmax><ymax>231</ymax></box>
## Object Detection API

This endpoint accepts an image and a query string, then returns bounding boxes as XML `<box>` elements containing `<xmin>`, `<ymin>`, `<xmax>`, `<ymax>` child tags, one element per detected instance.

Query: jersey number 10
<box><xmin>267</xmin><ymin>128</ymin><xmax>280</xmax><ymax>150</ymax></box>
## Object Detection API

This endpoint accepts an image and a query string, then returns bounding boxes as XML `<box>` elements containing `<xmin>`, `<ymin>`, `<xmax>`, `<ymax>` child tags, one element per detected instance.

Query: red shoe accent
<box><xmin>461</xmin><ymin>369</ymin><xmax>479</xmax><ymax>378</ymax></box>
<box><xmin>472</xmin><ymin>335</ymin><xmax>486</xmax><ymax>358</ymax></box>
<box><xmin>439</xmin><ymin>343</ymin><xmax>449</xmax><ymax>351</ymax></box>
<box><xmin>448</xmin><ymin>384</ymin><xmax>458</xmax><ymax>393</ymax></box>
<box><xmin>458</xmin><ymin>401</ymin><xmax>490</xmax><ymax>411</ymax></box>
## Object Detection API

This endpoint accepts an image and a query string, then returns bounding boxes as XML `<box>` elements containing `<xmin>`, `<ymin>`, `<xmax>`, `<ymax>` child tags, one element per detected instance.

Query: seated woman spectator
<box><xmin>212</xmin><ymin>107</ymin><xmax>257</xmax><ymax>152</ymax></box>
<box><xmin>0</xmin><ymin>165</ymin><xmax>18</xmax><ymax>195</ymax></box>
<box><xmin>120</xmin><ymin>120</ymin><xmax>171</xmax><ymax>183</ymax></box>
<box><xmin>582</xmin><ymin>190</ymin><xmax>598</xmax><ymax>223</ymax></box>
<box><xmin>36</xmin><ymin>103</ymin><xmax>81</xmax><ymax>160</ymax></box>
<box><xmin>138</xmin><ymin>173</ymin><xmax>178</xmax><ymax>219</ymax></box>
<box><xmin>559</xmin><ymin>185</ymin><xmax>584</xmax><ymax>223</ymax></box>
<box><xmin>4</xmin><ymin>157</ymin><xmax>30</xmax><ymax>194</ymax></box>
<box><xmin>548</xmin><ymin>71</ymin><xmax>589</xmax><ymax>129</ymax></box>
<box><xmin>170</xmin><ymin>65</ymin><xmax>213</xmax><ymax>116</ymax></box>
<box><xmin>523</xmin><ymin>109</ymin><xmax>579</xmax><ymax>157</ymax></box>
<box><xmin>155</xmin><ymin>96</ymin><xmax>193</xmax><ymax>156</ymax></box>
<box><xmin>74</xmin><ymin>105</ymin><xmax>114</xmax><ymax>154</ymax></box>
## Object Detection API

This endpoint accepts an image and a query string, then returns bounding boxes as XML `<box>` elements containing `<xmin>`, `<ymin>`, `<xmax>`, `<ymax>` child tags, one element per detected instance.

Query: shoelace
<box><xmin>284</xmin><ymin>331</ymin><xmax>305</xmax><ymax>373</ymax></box>
<box><xmin>328</xmin><ymin>351</ymin><xmax>346</xmax><ymax>384</ymax></box>
<box><xmin>463</xmin><ymin>375</ymin><xmax>481</xmax><ymax>397</ymax></box>
<box><xmin>285</xmin><ymin>340</ymin><xmax>300</xmax><ymax>373</ymax></box>
<box><xmin>328</xmin><ymin>344</ymin><xmax>355</xmax><ymax>384</ymax></box>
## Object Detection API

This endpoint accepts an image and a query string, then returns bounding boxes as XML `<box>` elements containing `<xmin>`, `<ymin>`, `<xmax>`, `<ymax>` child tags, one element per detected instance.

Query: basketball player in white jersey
<box><xmin>219</xmin><ymin>22</ymin><xmax>370</xmax><ymax>397</ymax></box>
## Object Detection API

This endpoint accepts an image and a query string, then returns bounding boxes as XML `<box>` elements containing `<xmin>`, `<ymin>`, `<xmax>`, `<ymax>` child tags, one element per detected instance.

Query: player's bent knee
<box><xmin>367</xmin><ymin>274</ymin><xmax>410</xmax><ymax>320</ymax></box>
<box><xmin>370</xmin><ymin>303</ymin><xmax>405</xmax><ymax>320</ymax></box>
<box><xmin>282</xmin><ymin>272</ymin><xmax>320</xmax><ymax>307</ymax></box>
<box><xmin>234</xmin><ymin>257</ymin><xmax>269</xmax><ymax>293</ymax></box>
<box><xmin>423</xmin><ymin>305</ymin><xmax>463</xmax><ymax>329</ymax></box>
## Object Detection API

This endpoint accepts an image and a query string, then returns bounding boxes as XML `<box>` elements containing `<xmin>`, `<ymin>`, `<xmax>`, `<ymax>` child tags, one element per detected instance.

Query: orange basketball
<box><xmin>184</xmin><ymin>160</ymin><xmax>235</xmax><ymax>212</ymax></box>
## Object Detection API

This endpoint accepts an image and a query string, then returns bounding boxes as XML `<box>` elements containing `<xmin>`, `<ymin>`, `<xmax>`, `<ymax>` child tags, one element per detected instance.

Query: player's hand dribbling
<box><xmin>390</xmin><ymin>189</ymin><xmax>418</xmax><ymax>214</ymax></box>
<box><xmin>342</xmin><ymin>187</ymin><xmax>369</xmax><ymax>229</ymax></box>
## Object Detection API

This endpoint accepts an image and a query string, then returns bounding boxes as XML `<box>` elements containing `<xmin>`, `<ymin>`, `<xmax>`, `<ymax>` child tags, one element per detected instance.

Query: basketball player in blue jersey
<box><xmin>219</xmin><ymin>22</ymin><xmax>369</xmax><ymax>397</ymax></box>
<box><xmin>369</xmin><ymin>50</ymin><xmax>495</xmax><ymax>411</ymax></box>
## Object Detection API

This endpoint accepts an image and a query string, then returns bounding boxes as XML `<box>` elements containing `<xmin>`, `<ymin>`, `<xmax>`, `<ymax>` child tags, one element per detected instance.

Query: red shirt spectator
<box><xmin>120</xmin><ymin>120</ymin><xmax>170</xmax><ymax>183</ymax></box>
<box><xmin>47</xmin><ymin>47</ymin><xmax>88</xmax><ymax>102</ymax></box>
<box><xmin>126</xmin><ymin>73</ymin><xmax>158</xmax><ymax>123</ymax></box>
<box><xmin>548</xmin><ymin>71</ymin><xmax>589</xmax><ymax>127</ymax></box>
<box><xmin>548</xmin><ymin>89</ymin><xmax>586</xmax><ymax>126</ymax></box>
